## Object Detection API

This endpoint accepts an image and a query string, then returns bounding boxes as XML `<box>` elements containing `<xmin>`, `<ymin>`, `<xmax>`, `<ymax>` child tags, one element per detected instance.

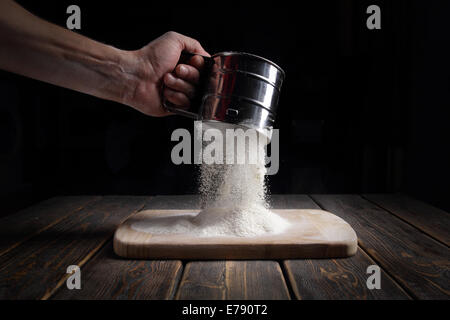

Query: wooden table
<box><xmin>0</xmin><ymin>194</ymin><xmax>448</xmax><ymax>300</ymax></box>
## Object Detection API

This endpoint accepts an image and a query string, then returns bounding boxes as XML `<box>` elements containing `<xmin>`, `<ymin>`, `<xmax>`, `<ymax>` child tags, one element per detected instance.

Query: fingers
<box><xmin>189</xmin><ymin>55</ymin><xmax>205</xmax><ymax>68</ymax></box>
<box><xmin>163</xmin><ymin>55</ymin><xmax>205</xmax><ymax>106</ymax></box>
<box><xmin>163</xmin><ymin>88</ymin><xmax>190</xmax><ymax>108</ymax></box>
<box><xmin>161</xmin><ymin>32</ymin><xmax>211</xmax><ymax>109</ymax></box>
<box><xmin>163</xmin><ymin>73</ymin><xmax>196</xmax><ymax>98</ymax></box>
<box><xmin>175</xmin><ymin>63</ymin><xmax>201</xmax><ymax>84</ymax></box>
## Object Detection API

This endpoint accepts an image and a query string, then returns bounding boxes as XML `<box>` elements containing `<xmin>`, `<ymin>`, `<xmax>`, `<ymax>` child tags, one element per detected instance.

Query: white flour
<box><xmin>132</xmin><ymin>122</ymin><xmax>289</xmax><ymax>237</ymax></box>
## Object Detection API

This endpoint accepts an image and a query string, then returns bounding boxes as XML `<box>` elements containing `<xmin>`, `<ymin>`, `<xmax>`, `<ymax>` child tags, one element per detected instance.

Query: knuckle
<box><xmin>166</xmin><ymin>31</ymin><xmax>178</xmax><ymax>38</ymax></box>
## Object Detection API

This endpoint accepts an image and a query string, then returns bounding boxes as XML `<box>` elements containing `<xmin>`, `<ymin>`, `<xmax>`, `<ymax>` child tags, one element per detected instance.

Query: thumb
<box><xmin>171</xmin><ymin>32</ymin><xmax>210</xmax><ymax>57</ymax></box>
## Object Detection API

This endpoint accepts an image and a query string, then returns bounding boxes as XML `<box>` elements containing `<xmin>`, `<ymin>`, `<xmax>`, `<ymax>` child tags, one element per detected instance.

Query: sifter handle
<box><xmin>161</xmin><ymin>51</ymin><xmax>214</xmax><ymax>119</ymax></box>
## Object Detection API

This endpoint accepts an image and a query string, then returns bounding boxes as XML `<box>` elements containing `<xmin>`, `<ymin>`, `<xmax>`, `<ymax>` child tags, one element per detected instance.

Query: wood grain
<box><xmin>144</xmin><ymin>195</ymin><xmax>201</xmax><ymax>210</ymax></box>
<box><xmin>310</xmin><ymin>194</ymin><xmax>450</xmax><ymax>299</ymax></box>
<box><xmin>4</xmin><ymin>194</ymin><xmax>440</xmax><ymax>300</ymax></box>
<box><xmin>176</xmin><ymin>261</ymin><xmax>290</xmax><ymax>299</ymax></box>
<box><xmin>113</xmin><ymin>209</ymin><xmax>358</xmax><ymax>259</ymax></box>
<box><xmin>270</xmin><ymin>194</ymin><xmax>321</xmax><ymax>210</ymax></box>
<box><xmin>0</xmin><ymin>196</ymin><xmax>146</xmax><ymax>300</ymax></box>
<box><xmin>284</xmin><ymin>248</ymin><xmax>410</xmax><ymax>299</ymax></box>
<box><xmin>52</xmin><ymin>241</ymin><xmax>182</xmax><ymax>300</ymax></box>
<box><xmin>0</xmin><ymin>196</ymin><xmax>100</xmax><ymax>256</ymax></box>
<box><xmin>363</xmin><ymin>194</ymin><xmax>450</xmax><ymax>246</ymax></box>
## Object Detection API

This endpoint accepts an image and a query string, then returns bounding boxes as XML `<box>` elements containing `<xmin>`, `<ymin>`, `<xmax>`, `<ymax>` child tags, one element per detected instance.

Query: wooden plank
<box><xmin>270</xmin><ymin>194</ymin><xmax>321</xmax><ymax>210</ymax></box>
<box><xmin>284</xmin><ymin>248</ymin><xmax>410</xmax><ymax>299</ymax></box>
<box><xmin>52</xmin><ymin>241</ymin><xmax>182</xmax><ymax>300</ymax></box>
<box><xmin>310</xmin><ymin>194</ymin><xmax>450</xmax><ymax>299</ymax></box>
<box><xmin>114</xmin><ymin>208</ymin><xmax>357</xmax><ymax>259</ymax></box>
<box><xmin>0</xmin><ymin>196</ymin><xmax>100</xmax><ymax>256</ymax></box>
<box><xmin>175</xmin><ymin>261</ymin><xmax>290</xmax><ymax>299</ymax></box>
<box><xmin>145</xmin><ymin>195</ymin><xmax>201</xmax><ymax>210</ymax></box>
<box><xmin>363</xmin><ymin>194</ymin><xmax>450</xmax><ymax>246</ymax></box>
<box><xmin>0</xmin><ymin>196</ymin><xmax>146</xmax><ymax>300</ymax></box>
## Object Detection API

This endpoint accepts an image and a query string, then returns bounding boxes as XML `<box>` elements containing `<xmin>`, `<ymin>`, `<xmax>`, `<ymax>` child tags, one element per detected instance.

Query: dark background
<box><xmin>1</xmin><ymin>0</ymin><xmax>449</xmax><ymax>215</ymax></box>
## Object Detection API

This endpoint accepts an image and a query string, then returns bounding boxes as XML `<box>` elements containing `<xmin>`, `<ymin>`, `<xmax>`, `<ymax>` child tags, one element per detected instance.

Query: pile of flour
<box><xmin>131</xmin><ymin>122</ymin><xmax>289</xmax><ymax>237</ymax></box>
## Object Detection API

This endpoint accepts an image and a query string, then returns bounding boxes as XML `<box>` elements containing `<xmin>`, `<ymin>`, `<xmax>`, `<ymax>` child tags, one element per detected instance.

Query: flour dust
<box><xmin>131</xmin><ymin>122</ymin><xmax>289</xmax><ymax>237</ymax></box>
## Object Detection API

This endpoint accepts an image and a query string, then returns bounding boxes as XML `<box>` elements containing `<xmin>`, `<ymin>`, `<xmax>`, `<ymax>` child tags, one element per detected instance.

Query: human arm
<box><xmin>0</xmin><ymin>0</ymin><xmax>209</xmax><ymax>116</ymax></box>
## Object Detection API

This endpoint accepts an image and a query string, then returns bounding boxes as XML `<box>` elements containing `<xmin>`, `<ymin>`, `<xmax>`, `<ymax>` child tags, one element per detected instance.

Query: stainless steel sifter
<box><xmin>163</xmin><ymin>51</ymin><xmax>285</xmax><ymax>132</ymax></box>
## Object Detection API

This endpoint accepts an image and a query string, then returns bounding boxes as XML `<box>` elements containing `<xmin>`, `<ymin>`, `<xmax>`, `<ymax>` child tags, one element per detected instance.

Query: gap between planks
<box><xmin>278</xmin><ymin>260</ymin><xmax>296</xmax><ymax>299</ymax></box>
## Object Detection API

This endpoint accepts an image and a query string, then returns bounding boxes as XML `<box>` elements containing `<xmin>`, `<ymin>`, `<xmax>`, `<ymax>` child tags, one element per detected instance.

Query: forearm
<box><xmin>0</xmin><ymin>0</ymin><xmax>138</xmax><ymax>104</ymax></box>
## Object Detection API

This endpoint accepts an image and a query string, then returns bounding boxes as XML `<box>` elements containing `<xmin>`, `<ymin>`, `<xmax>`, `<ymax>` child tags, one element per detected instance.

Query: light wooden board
<box><xmin>114</xmin><ymin>209</ymin><xmax>358</xmax><ymax>259</ymax></box>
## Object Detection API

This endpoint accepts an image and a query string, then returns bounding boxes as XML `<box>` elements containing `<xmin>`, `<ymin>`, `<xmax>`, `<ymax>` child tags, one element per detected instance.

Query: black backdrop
<box><xmin>1</xmin><ymin>0</ymin><xmax>449</xmax><ymax>214</ymax></box>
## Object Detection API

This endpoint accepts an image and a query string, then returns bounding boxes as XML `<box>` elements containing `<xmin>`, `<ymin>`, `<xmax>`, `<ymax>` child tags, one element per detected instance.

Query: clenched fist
<box><xmin>121</xmin><ymin>32</ymin><xmax>210</xmax><ymax>117</ymax></box>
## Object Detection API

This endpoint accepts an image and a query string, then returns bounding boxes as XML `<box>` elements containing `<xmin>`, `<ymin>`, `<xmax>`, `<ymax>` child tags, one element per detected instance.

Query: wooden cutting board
<box><xmin>114</xmin><ymin>209</ymin><xmax>357</xmax><ymax>259</ymax></box>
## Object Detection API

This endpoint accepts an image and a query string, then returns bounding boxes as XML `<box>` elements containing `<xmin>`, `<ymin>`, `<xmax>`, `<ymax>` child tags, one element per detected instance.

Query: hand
<box><xmin>122</xmin><ymin>31</ymin><xmax>210</xmax><ymax>117</ymax></box>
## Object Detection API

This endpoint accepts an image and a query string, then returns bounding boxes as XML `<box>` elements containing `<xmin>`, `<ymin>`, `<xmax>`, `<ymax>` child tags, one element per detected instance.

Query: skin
<box><xmin>0</xmin><ymin>0</ymin><xmax>209</xmax><ymax>117</ymax></box>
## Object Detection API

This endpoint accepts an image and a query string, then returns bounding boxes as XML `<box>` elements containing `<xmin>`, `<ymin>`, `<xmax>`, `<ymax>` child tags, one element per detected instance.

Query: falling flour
<box><xmin>131</xmin><ymin>122</ymin><xmax>289</xmax><ymax>237</ymax></box>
